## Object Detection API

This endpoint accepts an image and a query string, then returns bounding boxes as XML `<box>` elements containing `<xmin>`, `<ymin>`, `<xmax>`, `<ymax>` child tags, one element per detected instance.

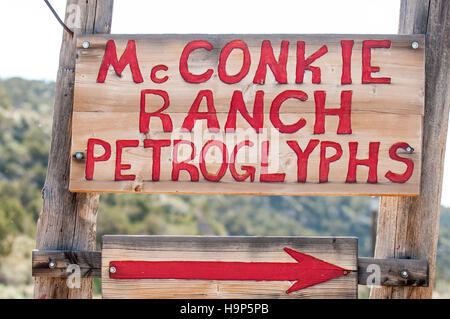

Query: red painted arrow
<box><xmin>109</xmin><ymin>247</ymin><xmax>350</xmax><ymax>293</ymax></box>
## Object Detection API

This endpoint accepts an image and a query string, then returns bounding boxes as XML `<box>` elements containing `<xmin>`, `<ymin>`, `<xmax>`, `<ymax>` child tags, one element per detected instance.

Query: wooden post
<box><xmin>371</xmin><ymin>0</ymin><xmax>449</xmax><ymax>299</ymax></box>
<box><xmin>34</xmin><ymin>0</ymin><xmax>113</xmax><ymax>299</ymax></box>
<box><xmin>371</xmin><ymin>209</ymin><xmax>377</xmax><ymax>257</ymax></box>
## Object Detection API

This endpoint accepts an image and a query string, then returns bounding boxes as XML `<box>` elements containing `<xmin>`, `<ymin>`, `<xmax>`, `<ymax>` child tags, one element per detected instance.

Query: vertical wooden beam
<box><xmin>371</xmin><ymin>0</ymin><xmax>449</xmax><ymax>299</ymax></box>
<box><xmin>371</xmin><ymin>209</ymin><xmax>377</xmax><ymax>256</ymax></box>
<box><xmin>34</xmin><ymin>0</ymin><xmax>113</xmax><ymax>299</ymax></box>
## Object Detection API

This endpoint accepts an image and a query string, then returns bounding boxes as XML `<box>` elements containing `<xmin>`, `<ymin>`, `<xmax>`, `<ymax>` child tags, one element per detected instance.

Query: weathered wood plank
<box><xmin>69</xmin><ymin>112</ymin><xmax>421</xmax><ymax>195</ymax></box>
<box><xmin>73</xmin><ymin>35</ymin><xmax>424</xmax><ymax>115</ymax></box>
<box><xmin>70</xmin><ymin>34</ymin><xmax>424</xmax><ymax>196</ymax></box>
<box><xmin>358</xmin><ymin>257</ymin><xmax>428</xmax><ymax>287</ymax></box>
<box><xmin>372</xmin><ymin>0</ymin><xmax>450</xmax><ymax>299</ymax></box>
<box><xmin>31</xmin><ymin>249</ymin><xmax>429</xmax><ymax>287</ymax></box>
<box><xmin>34</xmin><ymin>0</ymin><xmax>113</xmax><ymax>299</ymax></box>
<box><xmin>32</xmin><ymin>250</ymin><xmax>101</xmax><ymax>278</ymax></box>
<box><xmin>101</xmin><ymin>236</ymin><xmax>358</xmax><ymax>299</ymax></box>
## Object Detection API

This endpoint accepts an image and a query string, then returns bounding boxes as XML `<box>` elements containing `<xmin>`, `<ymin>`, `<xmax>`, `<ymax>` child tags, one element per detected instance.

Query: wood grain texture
<box><xmin>34</xmin><ymin>0</ymin><xmax>113</xmax><ymax>299</ymax></box>
<box><xmin>371</xmin><ymin>0</ymin><xmax>450</xmax><ymax>299</ymax></box>
<box><xmin>70</xmin><ymin>34</ymin><xmax>424</xmax><ymax>196</ymax></box>
<box><xmin>32</xmin><ymin>250</ymin><xmax>101</xmax><ymax>278</ymax></box>
<box><xmin>358</xmin><ymin>257</ymin><xmax>428</xmax><ymax>287</ymax></box>
<box><xmin>101</xmin><ymin>236</ymin><xmax>358</xmax><ymax>299</ymax></box>
<box><xmin>31</xmin><ymin>249</ymin><xmax>429</xmax><ymax>287</ymax></box>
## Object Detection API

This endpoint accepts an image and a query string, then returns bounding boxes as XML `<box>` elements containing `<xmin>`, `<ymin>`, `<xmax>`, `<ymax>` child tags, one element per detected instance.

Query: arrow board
<box><xmin>101</xmin><ymin>235</ymin><xmax>358</xmax><ymax>299</ymax></box>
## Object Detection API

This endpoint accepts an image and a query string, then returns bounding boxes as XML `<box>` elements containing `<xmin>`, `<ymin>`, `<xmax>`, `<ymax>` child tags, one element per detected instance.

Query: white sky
<box><xmin>0</xmin><ymin>0</ymin><xmax>448</xmax><ymax>206</ymax></box>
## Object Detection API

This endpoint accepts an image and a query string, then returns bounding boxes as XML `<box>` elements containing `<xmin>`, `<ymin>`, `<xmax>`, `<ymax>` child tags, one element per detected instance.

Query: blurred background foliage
<box><xmin>0</xmin><ymin>77</ymin><xmax>449</xmax><ymax>298</ymax></box>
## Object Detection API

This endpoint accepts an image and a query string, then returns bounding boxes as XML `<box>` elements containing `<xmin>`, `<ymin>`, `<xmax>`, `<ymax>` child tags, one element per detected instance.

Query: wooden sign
<box><xmin>101</xmin><ymin>236</ymin><xmax>357</xmax><ymax>299</ymax></box>
<box><xmin>70</xmin><ymin>35</ymin><xmax>424</xmax><ymax>195</ymax></box>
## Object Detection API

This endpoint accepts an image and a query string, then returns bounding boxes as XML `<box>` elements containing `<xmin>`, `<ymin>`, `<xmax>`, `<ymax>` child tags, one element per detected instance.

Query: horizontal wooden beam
<box><xmin>32</xmin><ymin>250</ymin><xmax>428</xmax><ymax>287</ymax></box>
<box><xmin>32</xmin><ymin>250</ymin><xmax>101</xmax><ymax>278</ymax></box>
<box><xmin>358</xmin><ymin>257</ymin><xmax>428</xmax><ymax>287</ymax></box>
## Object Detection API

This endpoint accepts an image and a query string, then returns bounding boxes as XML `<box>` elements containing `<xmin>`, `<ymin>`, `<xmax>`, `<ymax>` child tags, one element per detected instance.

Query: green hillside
<box><xmin>0</xmin><ymin>77</ymin><xmax>449</xmax><ymax>298</ymax></box>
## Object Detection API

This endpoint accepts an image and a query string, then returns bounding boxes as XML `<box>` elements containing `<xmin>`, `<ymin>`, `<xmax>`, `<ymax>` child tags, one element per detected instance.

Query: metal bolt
<box><xmin>400</xmin><ymin>269</ymin><xmax>409</xmax><ymax>279</ymax></box>
<box><xmin>74</xmin><ymin>152</ymin><xmax>85</xmax><ymax>160</ymax></box>
<box><xmin>405</xmin><ymin>146</ymin><xmax>414</xmax><ymax>154</ymax></box>
<box><xmin>49</xmin><ymin>261</ymin><xmax>56</xmax><ymax>269</ymax></box>
<box><xmin>82</xmin><ymin>41</ymin><xmax>90</xmax><ymax>49</ymax></box>
<box><xmin>109</xmin><ymin>266</ymin><xmax>117</xmax><ymax>274</ymax></box>
<box><xmin>411</xmin><ymin>41</ymin><xmax>419</xmax><ymax>49</ymax></box>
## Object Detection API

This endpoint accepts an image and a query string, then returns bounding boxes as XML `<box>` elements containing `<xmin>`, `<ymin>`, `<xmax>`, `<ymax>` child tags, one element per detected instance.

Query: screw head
<box><xmin>411</xmin><ymin>41</ymin><xmax>419</xmax><ymax>49</ymax></box>
<box><xmin>74</xmin><ymin>152</ymin><xmax>84</xmax><ymax>160</ymax></box>
<box><xmin>400</xmin><ymin>269</ymin><xmax>409</xmax><ymax>279</ymax></box>
<box><xmin>109</xmin><ymin>266</ymin><xmax>117</xmax><ymax>274</ymax></box>
<box><xmin>82</xmin><ymin>41</ymin><xmax>90</xmax><ymax>49</ymax></box>
<box><xmin>48</xmin><ymin>261</ymin><xmax>56</xmax><ymax>269</ymax></box>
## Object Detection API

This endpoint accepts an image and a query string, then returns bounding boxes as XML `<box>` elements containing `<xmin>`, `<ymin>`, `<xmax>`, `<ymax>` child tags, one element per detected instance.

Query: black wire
<box><xmin>43</xmin><ymin>0</ymin><xmax>74</xmax><ymax>37</ymax></box>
